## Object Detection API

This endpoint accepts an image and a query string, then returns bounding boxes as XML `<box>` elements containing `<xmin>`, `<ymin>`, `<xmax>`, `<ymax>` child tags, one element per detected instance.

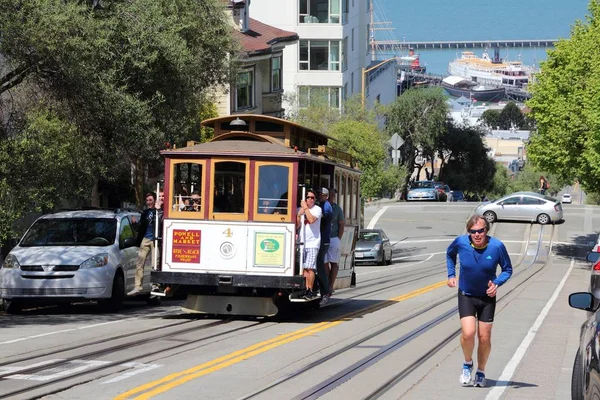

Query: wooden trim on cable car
<box><xmin>208</xmin><ymin>158</ymin><xmax>250</xmax><ymax>222</ymax></box>
<box><xmin>167</xmin><ymin>159</ymin><xmax>208</xmax><ymax>220</ymax></box>
<box><xmin>252</xmin><ymin>161</ymin><xmax>295</xmax><ymax>223</ymax></box>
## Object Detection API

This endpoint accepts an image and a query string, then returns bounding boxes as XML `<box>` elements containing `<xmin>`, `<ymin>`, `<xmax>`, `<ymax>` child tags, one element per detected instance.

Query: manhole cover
<box><xmin>416</xmin><ymin>226</ymin><xmax>432</xmax><ymax>230</ymax></box>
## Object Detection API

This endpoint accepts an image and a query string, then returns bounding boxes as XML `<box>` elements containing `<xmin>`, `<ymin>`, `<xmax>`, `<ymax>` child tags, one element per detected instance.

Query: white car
<box><xmin>0</xmin><ymin>209</ymin><xmax>155</xmax><ymax>313</ymax></box>
<box><xmin>562</xmin><ymin>193</ymin><xmax>572</xmax><ymax>204</ymax></box>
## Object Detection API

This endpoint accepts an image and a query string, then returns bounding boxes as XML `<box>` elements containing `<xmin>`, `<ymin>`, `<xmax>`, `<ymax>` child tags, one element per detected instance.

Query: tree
<box><xmin>479</xmin><ymin>109</ymin><xmax>501</xmax><ymax>130</ymax></box>
<box><xmin>384</xmin><ymin>88</ymin><xmax>448</xmax><ymax>195</ymax></box>
<box><xmin>498</xmin><ymin>102</ymin><xmax>526</xmax><ymax>130</ymax></box>
<box><xmin>328</xmin><ymin>120</ymin><xmax>406</xmax><ymax>199</ymax></box>
<box><xmin>0</xmin><ymin>0</ymin><xmax>237</xmax><ymax>240</ymax></box>
<box><xmin>526</xmin><ymin>0</ymin><xmax>600</xmax><ymax>192</ymax></box>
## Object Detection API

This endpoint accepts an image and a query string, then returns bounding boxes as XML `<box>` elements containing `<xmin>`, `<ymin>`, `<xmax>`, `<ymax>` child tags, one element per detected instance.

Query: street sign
<box><xmin>390</xmin><ymin>133</ymin><xmax>404</xmax><ymax>150</ymax></box>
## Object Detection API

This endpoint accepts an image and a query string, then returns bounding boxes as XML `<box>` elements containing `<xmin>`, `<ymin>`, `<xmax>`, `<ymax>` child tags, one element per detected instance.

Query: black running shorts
<box><xmin>458</xmin><ymin>289</ymin><xmax>496</xmax><ymax>323</ymax></box>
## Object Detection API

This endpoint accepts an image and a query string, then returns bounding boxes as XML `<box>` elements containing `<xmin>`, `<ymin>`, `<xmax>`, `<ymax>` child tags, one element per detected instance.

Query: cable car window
<box><xmin>257</xmin><ymin>165</ymin><xmax>289</xmax><ymax>214</ymax></box>
<box><xmin>213</xmin><ymin>162</ymin><xmax>246</xmax><ymax>213</ymax></box>
<box><xmin>172</xmin><ymin>163</ymin><xmax>203</xmax><ymax>212</ymax></box>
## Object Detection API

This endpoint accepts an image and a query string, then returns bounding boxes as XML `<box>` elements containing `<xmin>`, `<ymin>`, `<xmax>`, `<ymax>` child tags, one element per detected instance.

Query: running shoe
<box><xmin>319</xmin><ymin>294</ymin><xmax>330</xmax><ymax>306</ymax></box>
<box><xmin>473</xmin><ymin>371</ymin><xmax>486</xmax><ymax>387</ymax></box>
<box><xmin>460</xmin><ymin>363</ymin><xmax>473</xmax><ymax>385</ymax></box>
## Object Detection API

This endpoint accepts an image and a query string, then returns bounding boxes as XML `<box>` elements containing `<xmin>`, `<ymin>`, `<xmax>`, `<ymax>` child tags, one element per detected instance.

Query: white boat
<box><xmin>448</xmin><ymin>49</ymin><xmax>535</xmax><ymax>89</ymax></box>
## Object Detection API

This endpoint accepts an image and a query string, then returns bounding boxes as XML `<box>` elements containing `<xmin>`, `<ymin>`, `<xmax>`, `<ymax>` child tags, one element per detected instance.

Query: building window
<box><xmin>351</xmin><ymin>28</ymin><xmax>355</xmax><ymax>51</ymax></box>
<box><xmin>236</xmin><ymin>70</ymin><xmax>254</xmax><ymax>110</ymax></box>
<box><xmin>350</xmin><ymin>72</ymin><xmax>354</xmax><ymax>94</ymax></box>
<box><xmin>271</xmin><ymin>56</ymin><xmax>282</xmax><ymax>91</ymax></box>
<box><xmin>298</xmin><ymin>86</ymin><xmax>342</xmax><ymax>109</ymax></box>
<box><xmin>299</xmin><ymin>0</ymin><xmax>341</xmax><ymax>24</ymax></box>
<box><xmin>299</xmin><ymin>40</ymin><xmax>342</xmax><ymax>71</ymax></box>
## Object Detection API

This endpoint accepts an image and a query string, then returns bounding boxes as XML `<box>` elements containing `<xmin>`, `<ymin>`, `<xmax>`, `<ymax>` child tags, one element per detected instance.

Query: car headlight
<box><xmin>80</xmin><ymin>253</ymin><xmax>109</xmax><ymax>269</ymax></box>
<box><xmin>2</xmin><ymin>254</ymin><xmax>20</xmax><ymax>269</ymax></box>
<box><xmin>374</xmin><ymin>244</ymin><xmax>381</xmax><ymax>251</ymax></box>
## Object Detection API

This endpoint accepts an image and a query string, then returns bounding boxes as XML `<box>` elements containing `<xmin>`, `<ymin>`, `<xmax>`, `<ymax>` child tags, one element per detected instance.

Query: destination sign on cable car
<box><xmin>172</xmin><ymin>229</ymin><xmax>201</xmax><ymax>263</ymax></box>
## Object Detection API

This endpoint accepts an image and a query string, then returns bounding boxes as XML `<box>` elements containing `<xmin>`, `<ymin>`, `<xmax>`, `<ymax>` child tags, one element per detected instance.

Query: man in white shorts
<box><xmin>325</xmin><ymin>188</ymin><xmax>344</xmax><ymax>294</ymax></box>
<box><xmin>296</xmin><ymin>189</ymin><xmax>322</xmax><ymax>300</ymax></box>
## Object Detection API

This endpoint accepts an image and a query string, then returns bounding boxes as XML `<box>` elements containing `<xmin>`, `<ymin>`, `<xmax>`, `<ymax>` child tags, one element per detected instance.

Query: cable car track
<box><xmin>239</xmin><ymin>223</ymin><xmax>553</xmax><ymax>399</ymax></box>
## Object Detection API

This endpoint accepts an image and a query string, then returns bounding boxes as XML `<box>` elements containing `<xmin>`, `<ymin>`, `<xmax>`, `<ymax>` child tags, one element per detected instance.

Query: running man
<box><xmin>446</xmin><ymin>215</ymin><xmax>512</xmax><ymax>387</ymax></box>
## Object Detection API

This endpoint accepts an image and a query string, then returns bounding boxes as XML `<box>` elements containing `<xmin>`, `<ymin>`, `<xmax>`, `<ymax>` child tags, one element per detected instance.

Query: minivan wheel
<box><xmin>99</xmin><ymin>273</ymin><xmax>125</xmax><ymax>312</ymax></box>
<box><xmin>483</xmin><ymin>211</ymin><xmax>497</xmax><ymax>223</ymax></box>
<box><xmin>537</xmin><ymin>213</ymin><xmax>551</xmax><ymax>224</ymax></box>
<box><xmin>2</xmin><ymin>299</ymin><xmax>23</xmax><ymax>314</ymax></box>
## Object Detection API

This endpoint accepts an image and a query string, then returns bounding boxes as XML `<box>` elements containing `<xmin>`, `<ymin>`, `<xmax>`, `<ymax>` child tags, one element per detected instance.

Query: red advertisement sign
<box><xmin>171</xmin><ymin>229</ymin><xmax>201</xmax><ymax>263</ymax></box>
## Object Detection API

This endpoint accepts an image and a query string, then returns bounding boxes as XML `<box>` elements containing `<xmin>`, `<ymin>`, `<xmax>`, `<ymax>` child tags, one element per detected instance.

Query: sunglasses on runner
<box><xmin>306</xmin><ymin>196</ymin><xmax>315</xmax><ymax>199</ymax></box>
<box><xmin>468</xmin><ymin>228</ymin><xmax>486</xmax><ymax>234</ymax></box>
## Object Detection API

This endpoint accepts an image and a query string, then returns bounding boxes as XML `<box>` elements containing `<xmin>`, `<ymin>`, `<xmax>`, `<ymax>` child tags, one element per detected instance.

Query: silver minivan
<box><xmin>0</xmin><ymin>209</ymin><xmax>157</xmax><ymax>313</ymax></box>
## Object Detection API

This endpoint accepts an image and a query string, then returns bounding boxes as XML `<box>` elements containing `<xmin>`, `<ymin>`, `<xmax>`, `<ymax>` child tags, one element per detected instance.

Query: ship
<box><xmin>441</xmin><ymin>76</ymin><xmax>505</xmax><ymax>102</ymax></box>
<box><xmin>448</xmin><ymin>48</ymin><xmax>535</xmax><ymax>89</ymax></box>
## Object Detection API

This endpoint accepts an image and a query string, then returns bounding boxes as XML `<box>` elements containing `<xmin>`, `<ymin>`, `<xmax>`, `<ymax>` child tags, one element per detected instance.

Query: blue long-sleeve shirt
<box><xmin>446</xmin><ymin>235</ymin><xmax>513</xmax><ymax>296</ymax></box>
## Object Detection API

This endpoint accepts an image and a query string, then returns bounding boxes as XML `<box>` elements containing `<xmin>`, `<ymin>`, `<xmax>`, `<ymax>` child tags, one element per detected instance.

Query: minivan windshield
<box><xmin>20</xmin><ymin>218</ymin><xmax>117</xmax><ymax>247</ymax></box>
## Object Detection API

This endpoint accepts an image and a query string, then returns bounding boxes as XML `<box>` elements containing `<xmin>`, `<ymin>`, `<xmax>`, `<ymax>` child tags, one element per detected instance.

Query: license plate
<box><xmin>355</xmin><ymin>252</ymin><xmax>364</xmax><ymax>258</ymax></box>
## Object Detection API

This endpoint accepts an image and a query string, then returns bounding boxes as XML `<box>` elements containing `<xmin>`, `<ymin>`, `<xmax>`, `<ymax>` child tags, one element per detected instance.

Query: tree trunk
<box><xmin>90</xmin><ymin>177</ymin><xmax>100</xmax><ymax>207</ymax></box>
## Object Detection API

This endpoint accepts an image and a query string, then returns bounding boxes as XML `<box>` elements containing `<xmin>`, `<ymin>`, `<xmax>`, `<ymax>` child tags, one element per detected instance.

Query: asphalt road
<box><xmin>0</xmin><ymin>197</ymin><xmax>596</xmax><ymax>400</ymax></box>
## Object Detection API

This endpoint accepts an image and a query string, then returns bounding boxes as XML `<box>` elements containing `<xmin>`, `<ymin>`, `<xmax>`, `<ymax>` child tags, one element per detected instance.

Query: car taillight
<box><xmin>593</xmin><ymin>260</ymin><xmax>600</xmax><ymax>274</ymax></box>
<box><xmin>554</xmin><ymin>203</ymin><xmax>561</xmax><ymax>212</ymax></box>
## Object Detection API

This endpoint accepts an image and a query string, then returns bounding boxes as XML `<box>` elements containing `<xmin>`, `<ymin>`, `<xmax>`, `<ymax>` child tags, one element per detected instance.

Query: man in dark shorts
<box><xmin>446</xmin><ymin>215</ymin><xmax>512</xmax><ymax>388</ymax></box>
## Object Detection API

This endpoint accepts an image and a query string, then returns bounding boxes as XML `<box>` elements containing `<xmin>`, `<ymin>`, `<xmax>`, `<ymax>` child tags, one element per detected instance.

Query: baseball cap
<box><xmin>319</xmin><ymin>188</ymin><xmax>329</xmax><ymax>196</ymax></box>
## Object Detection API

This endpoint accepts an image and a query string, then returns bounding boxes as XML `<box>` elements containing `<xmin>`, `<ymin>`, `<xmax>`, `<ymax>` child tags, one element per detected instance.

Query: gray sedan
<box><xmin>475</xmin><ymin>191</ymin><xmax>563</xmax><ymax>224</ymax></box>
<box><xmin>354</xmin><ymin>229</ymin><xmax>393</xmax><ymax>266</ymax></box>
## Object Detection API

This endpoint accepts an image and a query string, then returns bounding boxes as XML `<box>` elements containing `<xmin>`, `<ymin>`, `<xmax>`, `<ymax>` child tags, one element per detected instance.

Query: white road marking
<box><xmin>366</xmin><ymin>206</ymin><xmax>389</xmax><ymax>229</ymax></box>
<box><xmin>0</xmin><ymin>360</ymin><xmax>63</xmax><ymax>375</ymax></box>
<box><xmin>101</xmin><ymin>362</ymin><xmax>161</xmax><ymax>384</ymax></box>
<box><xmin>485</xmin><ymin>258</ymin><xmax>575</xmax><ymax>400</ymax></box>
<box><xmin>6</xmin><ymin>359</ymin><xmax>111</xmax><ymax>381</ymax></box>
<box><xmin>0</xmin><ymin>310</ymin><xmax>175</xmax><ymax>345</ymax></box>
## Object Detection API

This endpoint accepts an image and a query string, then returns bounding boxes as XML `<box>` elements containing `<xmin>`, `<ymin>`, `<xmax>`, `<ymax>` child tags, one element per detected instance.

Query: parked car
<box><xmin>448</xmin><ymin>190</ymin><xmax>465</xmax><ymax>202</ymax></box>
<box><xmin>585</xmin><ymin>252</ymin><xmax>600</xmax><ymax>312</ymax></box>
<box><xmin>474</xmin><ymin>191</ymin><xmax>563</xmax><ymax>224</ymax></box>
<box><xmin>568</xmin><ymin>292</ymin><xmax>600</xmax><ymax>399</ymax></box>
<box><xmin>562</xmin><ymin>193</ymin><xmax>572</xmax><ymax>204</ymax></box>
<box><xmin>407</xmin><ymin>181</ymin><xmax>438</xmax><ymax>201</ymax></box>
<box><xmin>0</xmin><ymin>209</ymin><xmax>155</xmax><ymax>313</ymax></box>
<box><xmin>354</xmin><ymin>229</ymin><xmax>393</xmax><ymax>266</ymax></box>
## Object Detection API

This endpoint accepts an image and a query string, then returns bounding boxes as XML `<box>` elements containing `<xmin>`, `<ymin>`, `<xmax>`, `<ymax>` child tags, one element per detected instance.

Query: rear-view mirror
<box><xmin>587</xmin><ymin>252</ymin><xmax>600</xmax><ymax>263</ymax></box>
<box><xmin>569</xmin><ymin>292</ymin><xmax>594</xmax><ymax>311</ymax></box>
<box><xmin>122</xmin><ymin>237</ymin><xmax>137</xmax><ymax>249</ymax></box>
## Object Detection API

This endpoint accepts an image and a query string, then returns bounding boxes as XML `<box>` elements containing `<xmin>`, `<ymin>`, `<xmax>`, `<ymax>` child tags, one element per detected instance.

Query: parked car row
<box><xmin>406</xmin><ymin>180</ymin><xmax>464</xmax><ymax>202</ymax></box>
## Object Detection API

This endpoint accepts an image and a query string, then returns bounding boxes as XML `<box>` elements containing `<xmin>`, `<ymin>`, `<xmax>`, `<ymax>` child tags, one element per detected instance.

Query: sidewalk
<box><xmin>395</xmin><ymin>255</ymin><xmax>588</xmax><ymax>399</ymax></box>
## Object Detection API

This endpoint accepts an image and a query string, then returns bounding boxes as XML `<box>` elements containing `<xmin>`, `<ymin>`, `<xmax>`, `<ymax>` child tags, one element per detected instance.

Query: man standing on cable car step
<box><xmin>296</xmin><ymin>189</ymin><xmax>322</xmax><ymax>300</ymax></box>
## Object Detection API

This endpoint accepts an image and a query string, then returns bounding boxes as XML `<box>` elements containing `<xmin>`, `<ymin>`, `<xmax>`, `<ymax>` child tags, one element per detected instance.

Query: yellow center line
<box><xmin>115</xmin><ymin>280</ymin><xmax>447</xmax><ymax>400</ymax></box>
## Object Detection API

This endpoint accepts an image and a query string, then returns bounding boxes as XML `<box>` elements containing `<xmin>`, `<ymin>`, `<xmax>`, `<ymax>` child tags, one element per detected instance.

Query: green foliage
<box><xmin>328</xmin><ymin>120</ymin><xmax>407</xmax><ymax>199</ymax></box>
<box><xmin>498</xmin><ymin>102</ymin><xmax>526</xmax><ymax>129</ymax></box>
<box><xmin>0</xmin><ymin>108</ymin><xmax>93</xmax><ymax>241</ymax></box>
<box><xmin>479</xmin><ymin>109</ymin><xmax>501</xmax><ymax>130</ymax></box>
<box><xmin>488</xmin><ymin>164</ymin><xmax>512</xmax><ymax>199</ymax></box>
<box><xmin>198</xmin><ymin>101</ymin><xmax>219</xmax><ymax>143</ymax></box>
<box><xmin>526</xmin><ymin>0</ymin><xmax>600</xmax><ymax>192</ymax></box>
<box><xmin>0</xmin><ymin>0</ymin><xmax>237</xmax><ymax>219</ymax></box>
<box><xmin>585</xmin><ymin>192</ymin><xmax>600</xmax><ymax>205</ymax></box>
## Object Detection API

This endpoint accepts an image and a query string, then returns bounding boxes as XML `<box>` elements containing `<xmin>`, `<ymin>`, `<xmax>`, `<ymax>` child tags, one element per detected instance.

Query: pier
<box><xmin>377</xmin><ymin>39</ymin><xmax>557</xmax><ymax>51</ymax></box>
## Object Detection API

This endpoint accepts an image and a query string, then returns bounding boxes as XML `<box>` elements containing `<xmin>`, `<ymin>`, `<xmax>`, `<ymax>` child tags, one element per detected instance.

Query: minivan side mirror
<box><xmin>121</xmin><ymin>237</ymin><xmax>137</xmax><ymax>249</ymax></box>
<box><xmin>587</xmin><ymin>252</ymin><xmax>600</xmax><ymax>263</ymax></box>
<box><xmin>569</xmin><ymin>292</ymin><xmax>595</xmax><ymax>311</ymax></box>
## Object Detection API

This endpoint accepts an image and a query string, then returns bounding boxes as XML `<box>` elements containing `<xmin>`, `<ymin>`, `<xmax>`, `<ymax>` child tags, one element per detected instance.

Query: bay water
<box><xmin>376</xmin><ymin>0</ymin><xmax>591</xmax><ymax>75</ymax></box>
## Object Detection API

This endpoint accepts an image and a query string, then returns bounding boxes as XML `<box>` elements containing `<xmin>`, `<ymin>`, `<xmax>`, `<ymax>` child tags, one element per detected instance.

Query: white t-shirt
<box><xmin>298</xmin><ymin>205</ymin><xmax>322</xmax><ymax>249</ymax></box>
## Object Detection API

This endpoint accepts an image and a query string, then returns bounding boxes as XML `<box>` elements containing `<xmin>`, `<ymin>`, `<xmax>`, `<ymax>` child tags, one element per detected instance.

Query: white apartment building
<box><xmin>249</xmin><ymin>0</ymin><xmax>373</xmax><ymax>115</ymax></box>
